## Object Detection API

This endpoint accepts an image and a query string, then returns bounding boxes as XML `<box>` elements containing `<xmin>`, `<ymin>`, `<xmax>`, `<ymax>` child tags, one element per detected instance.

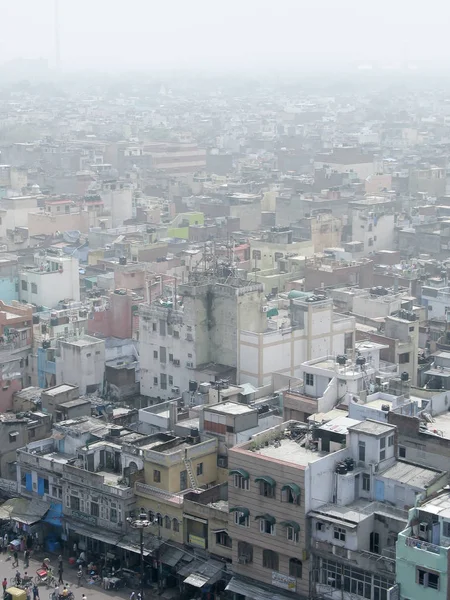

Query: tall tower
<box><xmin>54</xmin><ymin>0</ymin><xmax>61</xmax><ymax>71</ymax></box>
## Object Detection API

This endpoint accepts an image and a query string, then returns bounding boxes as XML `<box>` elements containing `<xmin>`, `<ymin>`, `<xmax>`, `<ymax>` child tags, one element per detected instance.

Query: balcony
<box><xmin>404</xmin><ymin>536</ymin><xmax>441</xmax><ymax>555</ymax></box>
<box><xmin>313</xmin><ymin>539</ymin><xmax>396</xmax><ymax>576</ymax></box>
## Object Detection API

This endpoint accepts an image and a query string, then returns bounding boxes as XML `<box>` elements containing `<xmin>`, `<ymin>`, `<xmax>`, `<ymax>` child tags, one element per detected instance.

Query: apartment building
<box><xmin>239</xmin><ymin>293</ymin><xmax>355</xmax><ymax>387</ymax></box>
<box><xmin>350</xmin><ymin>197</ymin><xmax>396</xmax><ymax>255</ymax></box>
<box><xmin>0</xmin><ymin>254</ymin><xmax>19</xmax><ymax>302</ymax></box>
<box><xmin>139</xmin><ymin>277</ymin><xmax>265</xmax><ymax>400</ymax></box>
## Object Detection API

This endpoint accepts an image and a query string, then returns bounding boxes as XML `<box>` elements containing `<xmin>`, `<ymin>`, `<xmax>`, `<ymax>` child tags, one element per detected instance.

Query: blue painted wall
<box><xmin>0</xmin><ymin>278</ymin><xmax>18</xmax><ymax>303</ymax></box>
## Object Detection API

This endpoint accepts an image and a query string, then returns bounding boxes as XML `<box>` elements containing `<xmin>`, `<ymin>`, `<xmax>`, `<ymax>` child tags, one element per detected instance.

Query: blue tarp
<box><xmin>44</xmin><ymin>503</ymin><xmax>63</xmax><ymax>527</ymax></box>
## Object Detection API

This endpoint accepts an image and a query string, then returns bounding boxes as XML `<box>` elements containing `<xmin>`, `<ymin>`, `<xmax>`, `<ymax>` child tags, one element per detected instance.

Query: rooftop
<box><xmin>319</xmin><ymin>416</ymin><xmax>361</xmax><ymax>436</ymax></box>
<box><xmin>43</xmin><ymin>384</ymin><xmax>78</xmax><ymax>397</ymax></box>
<box><xmin>252</xmin><ymin>437</ymin><xmax>325</xmax><ymax>467</ymax></box>
<box><xmin>380</xmin><ymin>460</ymin><xmax>443</xmax><ymax>488</ymax></box>
<box><xmin>207</xmin><ymin>402</ymin><xmax>255</xmax><ymax>416</ymax></box>
<box><xmin>348</xmin><ymin>420</ymin><xmax>396</xmax><ymax>436</ymax></box>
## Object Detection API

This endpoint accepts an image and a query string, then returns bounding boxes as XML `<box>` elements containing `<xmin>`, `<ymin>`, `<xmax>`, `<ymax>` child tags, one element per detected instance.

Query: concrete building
<box><xmin>292</xmin><ymin>213</ymin><xmax>343</xmax><ymax>253</ymax></box>
<box><xmin>314</xmin><ymin>148</ymin><xmax>376</xmax><ymax>180</ymax></box>
<box><xmin>350</xmin><ymin>197</ymin><xmax>396</xmax><ymax>255</ymax></box>
<box><xmin>0</xmin><ymin>254</ymin><xmax>19</xmax><ymax>302</ymax></box>
<box><xmin>19</xmin><ymin>252</ymin><xmax>80</xmax><ymax>308</ymax></box>
<box><xmin>396</xmin><ymin>492</ymin><xmax>450</xmax><ymax>600</ymax></box>
<box><xmin>239</xmin><ymin>293</ymin><xmax>355</xmax><ymax>387</ymax></box>
<box><xmin>139</xmin><ymin>277</ymin><xmax>266</xmax><ymax>400</ymax></box>
<box><xmin>98</xmin><ymin>180</ymin><xmax>133</xmax><ymax>228</ymax></box>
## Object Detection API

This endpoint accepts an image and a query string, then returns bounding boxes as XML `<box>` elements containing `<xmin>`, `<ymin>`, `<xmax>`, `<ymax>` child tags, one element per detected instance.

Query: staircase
<box><xmin>183</xmin><ymin>458</ymin><xmax>197</xmax><ymax>489</ymax></box>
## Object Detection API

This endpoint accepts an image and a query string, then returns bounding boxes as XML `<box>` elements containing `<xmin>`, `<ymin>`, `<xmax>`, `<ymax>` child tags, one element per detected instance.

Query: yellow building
<box><xmin>134</xmin><ymin>433</ymin><xmax>219</xmax><ymax>544</ymax></box>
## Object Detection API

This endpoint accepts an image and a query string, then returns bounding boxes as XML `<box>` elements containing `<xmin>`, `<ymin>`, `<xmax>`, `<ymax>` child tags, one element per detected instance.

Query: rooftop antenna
<box><xmin>54</xmin><ymin>0</ymin><xmax>61</xmax><ymax>72</ymax></box>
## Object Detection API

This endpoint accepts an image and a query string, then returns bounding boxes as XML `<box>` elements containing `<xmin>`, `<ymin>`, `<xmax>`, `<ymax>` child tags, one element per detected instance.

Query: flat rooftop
<box><xmin>420</xmin><ymin>492</ymin><xmax>450</xmax><ymax>518</ymax></box>
<box><xmin>319</xmin><ymin>416</ymin><xmax>361</xmax><ymax>436</ymax></box>
<box><xmin>380</xmin><ymin>460</ymin><xmax>443</xmax><ymax>488</ymax></box>
<box><xmin>44</xmin><ymin>384</ymin><xmax>78</xmax><ymax>396</ymax></box>
<box><xmin>253</xmin><ymin>438</ymin><xmax>325</xmax><ymax>467</ymax></box>
<box><xmin>348</xmin><ymin>420</ymin><xmax>395</xmax><ymax>436</ymax></box>
<box><xmin>207</xmin><ymin>402</ymin><xmax>255</xmax><ymax>416</ymax></box>
<box><xmin>425</xmin><ymin>412</ymin><xmax>450</xmax><ymax>439</ymax></box>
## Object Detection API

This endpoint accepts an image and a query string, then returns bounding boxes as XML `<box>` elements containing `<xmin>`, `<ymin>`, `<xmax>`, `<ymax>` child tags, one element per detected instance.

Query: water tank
<box><xmin>190</xmin><ymin>427</ymin><xmax>200</xmax><ymax>438</ymax></box>
<box><xmin>119</xmin><ymin>256</ymin><xmax>127</xmax><ymax>265</ymax></box>
<box><xmin>336</xmin><ymin>355</ymin><xmax>347</xmax><ymax>366</ymax></box>
<box><xmin>336</xmin><ymin>463</ymin><xmax>348</xmax><ymax>475</ymax></box>
<box><xmin>381</xmin><ymin>404</ymin><xmax>390</xmax><ymax>412</ymax></box>
<box><xmin>401</xmin><ymin>371</ymin><xmax>410</xmax><ymax>382</ymax></box>
<box><xmin>189</xmin><ymin>380</ymin><xmax>198</xmax><ymax>393</ymax></box>
<box><xmin>344</xmin><ymin>458</ymin><xmax>355</xmax><ymax>471</ymax></box>
<box><xmin>356</xmin><ymin>356</ymin><xmax>366</xmax><ymax>367</ymax></box>
<box><xmin>198</xmin><ymin>382</ymin><xmax>211</xmax><ymax>394</ymax></box>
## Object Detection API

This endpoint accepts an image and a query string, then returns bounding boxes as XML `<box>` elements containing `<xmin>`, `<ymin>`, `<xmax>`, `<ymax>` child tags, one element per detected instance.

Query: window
<box><xmin>417</xmin><ymin>568</ymin><xmax>439</xmax><ymax>590</ymax></box>
<box><xmin>153</xmin><ymin>350</ymin><xmax>158</xmax><ymax>359</ymax></box>
<box><xmin>86</xmin><ymin>353</ymin><xmax>91</xmax><ymax>358</ymax></box>
<box><xmin>262</xmin><ymin>549</ymin><xmax>279</xmax><ymax>570</ymax></box>
<box><xmin>234</xmin><ymin>474</ymin><xmax>249</xmax><ymax>490</ymax></box>
<box><xmin>368</xmin><ymin>238</ymin><xmax>373</xmax><ymax>247</ymax></box>
<box><xmin>153</xmin><ymin>377</ymin><xmax>158</xmax><ymax>386</ymax></box>
<box><xmin>173</xmin><ymin>330</ymin><xmax>179</xmax><ymax>339</ymax></box>
<box><xmin>388</xmin><ymin>435</ymin><xmax>394</xmax><ymax>447</ymax></box>
<box><xmin>31</xmin><ymin>283</ymin><xmax>37</xmax><ymax>294</ymax></box>
<box><xmin>316</xmin><ymin>522</ymin><xmax>324</xmax><ymax>531</ymax></box>
<box><xmin>362</xmin><ymin>473</ymin><xmax>370</xmax><ymax>492</ymax></box>
<box><xmin>290</xmin><ymin>558</ymin><xmax>302</xmax><ymax>579</ymax></box>
<box><xmin>110</xmin><ymin>508</ymin><xmax>117</xmax><ymax>523</ymax></box>
<box><xmin>281</xmin><ymin>485</ymin><xmax>300</xmax><ymax>505</ymax></box>
<box><xmin>216</xmin><ymin>531</ymin><xmax>232</xmax><ymax>548</ymax></box>
<box><xmin>43</xmin><ymin>479</ymin><xmax>49</xmax><ymax>494</ymax></box>
<box><xmin>148</xmin><ymin>511</ymin><xmax>154</xmax><ymax>522</ymax></box>
<box><xmin>169</xmin><ymin>353</ymin><xmax>173</xmax><ymax>362</ymax></box>
<box><xmin>334</xmin><ymin>527</ymin><xmax>346</xmax><ymax>542</ymax></box>
<box><xmin>259</xmin><ymin>518</ymin><xmax>275</xmax><ymax>535</ymax></box>
<box><xmin>196</xmin><ymin>462</ymin><xmax>203</xmax><ymax>476</ymax></box>
<box><xmin>380</xmin><ymin>437</ymin><xmax>386</xmax><ymax>461</ymax></box>
<box><xmin>153</xmin><ymin>469</ymin><xmax>161</xmax><ymax>483</ymax></box>
<box><xmin>70</xmin><ymin>496</ymin><xmax>80</xmax><ymax>510</ymax></box>
<box><xmin>320</xmin><ymin>559</ymin><xmax>390</xmax><ymax>599</ymax></box>
<box><xmin>399</xmin><ymin>352</ymin><xmax>410</xmax><ymax>364</ymax></box>
<box><xmin>156</xmin><ymin>513</ymin><xmax>163</xmax><ymax>526</ymax></box>
<box><xmin>8</xmin><ymin>432</ymin><xmax>18</xmax><ymax>443</ymax></box>
<box><xmin>168</xmin><ymin>376</ymin><xmax>173</xmax><ymax>386</ymax></box>
<box><xmin>164</xmin><ymin>516</ymin><xmax>171</xmax><ymax>529</ymax></box>
<box><xmin>443</xmin><ymin>522</ymin><xmax>450</xmax><ymax>537</ymax></box>
<box><xmin>172</xmin><ymin>518</ymin><xmax>179</xmax><ymax>532</ymax></box>
<box><xmin>358</xmin><ymin>441</ymin><xmax>366</xmax><ymax>462</ymax></box>
<box><xmin>399</xmin><ymin>446</ymin><xmax>406</xmax><ymax>458</ymax></box>
<box><xmin>305</xmin><ymin>373</ymin><xmax>314</xmax><ymax>386</ymax></box>
<box><xmin>234</xmin><ymin>510</ymin><xmax>249</xmax><ymax>527</ymax></box>
<box><xmin>159</xmin><ymin>320</ymin><xmax>166</xmax><ymax>336</ymax></box>
<box><xmin>21</xmin><ymin>280</ymin><xmax>27</xmax><ymax>291</ymax></box>
<box><xmin>160</xmin><ymin>373</ymin><xmax>167</xmax><ymax>390</ymax></box>
<box><xmin>259</xmin><ymin>481</ymin><xmax>275</xmax><ymax>498</ymax></box>
<box><xmin>159</xmin><ymin>346</ymin><xmax>166</xmax><ymax>363</ymax></box>
<box><xmin>287</xmin><ymin>527</ymin><xmax>299</xmax><ymax>543</ymax></box>
<box><xmin>152</xmin><ymin>323</ymin><xmax>157</xmax><ymax>332</ymax></box>
<box><xmin>90</xmin><ymin>502</ymin><xmax>99</xmax><ymax>517</ymax></box>
<box><xmin>187</xmin><ymin>326</ymin><xmax>192</xmax><ymax>332</ymax></box>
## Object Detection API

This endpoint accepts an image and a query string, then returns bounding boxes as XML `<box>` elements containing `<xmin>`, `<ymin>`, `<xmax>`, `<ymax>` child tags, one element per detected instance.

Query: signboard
<box><xmin>71</xmin><ymin>510</ymin><xmax>97</xmax><ymax>526</ymax></box>
<box><xmin>272</xmin><ymin>571</ymin><xmax>296</xmax><ymax>592</ymax></box>
<box><xmin>189</xmin><ymin>534</ymin><xmax>206</xmax><ymax>549</ymax></box>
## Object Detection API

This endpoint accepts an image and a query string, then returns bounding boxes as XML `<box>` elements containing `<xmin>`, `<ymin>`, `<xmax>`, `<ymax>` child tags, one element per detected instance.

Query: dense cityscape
<box><xmin>2</xmin><ymin>3</ymin><xmax>450</xmax><ymax>600</ymax></box>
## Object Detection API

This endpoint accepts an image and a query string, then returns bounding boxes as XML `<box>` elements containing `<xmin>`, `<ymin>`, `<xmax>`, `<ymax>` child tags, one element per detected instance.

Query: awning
<box><xmin>281</xmin><ymin>483</ymin><xmax>301</xmax><ymax>496</ymax></box>
<box><xmin>44</xmin><ymin>503</ymin><xmax>63</xmax><ymax>527</ymax></box>
<box><xmin>116</xmin><ymin>540</ymin><xmax>151</xmax><ymax>557</ymax></box>
<box><xmin>226</xmin><ymin>576</ymin><xmax>298</xmax><ymax>600</ymax></box>
<box><xmin>280</xmin><ymin>520</ymin><xmax>300</xmax><ymax>533</ymax></box>
<box><xmin>255</xmin><ymin>475</ymin><xmax>276</xmax><ymax>487</ymax></box>
<box><xmin>183</xmin><ymin>573</ymin><xmax>210</xmax><ymax>588</ymax></box>
<box><xmin>255</xmin><ymin>514</ymin><xmax>276</xmax><ymax>525</ymax></box>
<box><xmin>0</xmin><ymin>498</ymin><xmax>49</xmax><ymax>525</ymax></box>
<box><xmin>229</xmin><ymin>507</ymin><xmax>249</xmax><ymax>517</ymax></box>
<box><xmin>160</xmin><ymin>546</ymin><xmax>185</xmax><ymax>567</ymax></box>
<box><xmin>229</xmin><ymin>468</ymin><xmax>249</xmax><ymax>479</ymax></box>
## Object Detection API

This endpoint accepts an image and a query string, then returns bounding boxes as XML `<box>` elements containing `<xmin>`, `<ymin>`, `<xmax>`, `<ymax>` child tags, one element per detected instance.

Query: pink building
<box><xmin>88</xmin><ymin>290</ymin><xmax>143</xmax><ymax>339</ymax></box>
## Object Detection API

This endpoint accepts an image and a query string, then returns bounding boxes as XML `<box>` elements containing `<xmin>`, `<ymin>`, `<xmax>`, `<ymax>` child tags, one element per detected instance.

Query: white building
<box><xmin>55</xmin><ymin>336</ymin><xmax>105</xmax><ymax>395</ymax></box>
<box><xmin>99</xmin><ymin>180</ymin><xmax>133</xmax><ymax>228</ymax></box>
<box><xmin>239</xmin><ymin>295</ymin><xmax>355</xmax><ymax>387</ymax></box>
<box><xmin>19</xmin><ymin>253</ymin><xmax>80</xmax><ymax>308</ymax></box>
<box><xmin>350</xmin><ymin>197</ymin><xmax>396</xmax><ymax>255</ymax></box>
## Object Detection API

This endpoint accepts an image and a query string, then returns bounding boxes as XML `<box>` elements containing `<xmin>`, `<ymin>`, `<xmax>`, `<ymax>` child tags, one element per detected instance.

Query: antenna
<box><xmin>54</xmin><ymin>0</ymin><xmax>61</xmax><ymax>71</ymax></box>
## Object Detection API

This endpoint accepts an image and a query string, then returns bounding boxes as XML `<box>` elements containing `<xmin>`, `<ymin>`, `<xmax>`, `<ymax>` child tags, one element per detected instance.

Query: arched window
<box><xmin>289</xmin><ymin>558</ymin><xmax>302</xmax><ymax>578</ymax></box>
<box><xmin>172</xmin><ymin>518</ymin><xmax>179</xmax><ymax>532</ymax></box>
<box><xmin>128</xmin><ymin>461</ymin><xmax>138</xmax><ymax>475</ymax></box>
<box><xmin>156</xmin><ymin>512</ymin><xmax>163</xmax><ymax>526</ymax></box>
<box><xmin>148</xmin><ymin>510</ymin><xmax>154</xmax><ymax>522</ymax></box>
<box><xmin>262</xmin><ymin>549</ymin><xmax>278</xmax><ymax>570</ymax></box>
<box><xmin>164</xmin><ymin>516</ymin><xmax>171</xmax><ymax>529</ymax></box>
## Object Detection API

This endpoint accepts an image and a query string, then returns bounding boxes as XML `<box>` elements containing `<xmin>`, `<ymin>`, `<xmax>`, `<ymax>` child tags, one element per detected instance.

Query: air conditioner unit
<box><xmin>171</xmin><ymin>386</ymin><xmax>180</xmax><ymax>394</ymax></box>
<box><xmin>419</xmin><ymin>522</ymin><xmax>428</xmax><ymax>536</ymax></box>
<box><xmin>381</xmin><ymin>382</ymin><xmax>389</xmax><ymax>391</ymax></box>
<box><xmin>173</xmin><ymin>359</ymin><xmax>180</xmax><ymax>366</ymax></box>
<box><xmin>217</xmin><ymin>457</ymin><xmax>227</xmax><ymax>468</ymax></box>
<box><xmin>186</xmin><ymin>333</ymin><xmax>193</xmax><ymax>341</ymax></box>
<box><xmin>262</xmin><ymin>306</ymin><xmax>269</xmax><ymax>313</ymax></box>
<box><xmin>186</xmin><ymin>361</ymin><xmax>194</xmax><ymax>368</ymax></box>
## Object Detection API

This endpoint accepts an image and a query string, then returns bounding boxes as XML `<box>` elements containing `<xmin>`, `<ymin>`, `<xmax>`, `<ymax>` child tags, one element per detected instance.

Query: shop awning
<box><xmin>159</xmin><ymin>546</ymin><xmax>185</xmax><ymax>567</ymax></box>
<box><xmin>44</xmin><ymin>503</ymin><xmax>63</xmax><ymax>527</ymax></box>
<box><xmin>226</xmin><ymin>576</ymin><xmax>298</xmax><ymax>600</ymax></box>
<box><xmin>229</xmin><ymin>468</ymin><xmax>249</xmax><ymax>479</ymax></box>
<box><xmin>179</xmin><ymin>558</ymin><xmax>224</xmax><ymax>588</ymax></box>
<box><xmin>183</xmin><ymin>573</ymin><xmax>210</xmax><ymax>588</ymax></box>
<box><xmin>281</xmin><ymin>482</ymin><xmax>301</xmax><ymax>496</ymax></box>
<box><xmin>255</xmin><ymin>514</ymin><xmax>276</xmax><ymax>525</ymax></box>
<box><xmin>116</xmin><ymin>540</ymin><xmax>151</xmax><ymax>557</ymax></box>
<box><xmin>255</xmin><ymin>475</ymin><xmax>276</xmax><ymax>487</ymax></box>
<box><xmin>67</xmin><ymin>522</ymin><xmax>120</xmax><ymax>547</ymax></box>
<box><xmin>229</xmin><ymin>507</ymin><xmax>249</xmax><ymax>516</ymax></box>
<box><xmin>280</xmin><ymin>520</ymin><xmax>300</xmax><ymax>533</ymax></box>
<box><xmin>0</xmin><ymin>498</ymin><xmax>49</xmax><ymax>525</ymax></box>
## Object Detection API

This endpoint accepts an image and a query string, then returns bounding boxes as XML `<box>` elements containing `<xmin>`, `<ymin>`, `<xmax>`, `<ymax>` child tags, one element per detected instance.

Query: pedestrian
<box><xmin>129</xmin><ymin>591</ymin><xmax>135</xmax><ymax>600</ymax></box>
<box><xmin>58</xmin><ymin>565</ymin><xmax>64</xmax><ymax>585</ymax></box>
<box><xmin>26</xmin><ymin>587</ymin><xmax>31</xmax><ymax>600</ymax></box>
<box><xmin>24</xmin><ymin>548</ymin><xmax>29</xmax><ymax>568</ymax></box>
<box><xmin>58</xmin><ymin>555</ymin><xmax>63</xmax><ymax>571</ymax></box>
<box><xmin>81</xmin><ymin>595</ymin><xmax>86</xmax><ymax>600</ymax></box>
<box><xmin>2</xmin><ymin>578</ymin><xmax>7</xmax><ymax>598</ymax></box>
<box><xmin>3</xmin><ymin>533</ymin><xmax>7</xmax><ymax>549</ymax></box>
<box><xmin>51</xmin><ymin>586</ymin><xmax>58</xmax><ymax>600</ymax></box>
<box><xmin>77</xmin><ymin>566</ymin><xmax>83</xmax><ymax>588</ymax></box>
<box><xmin>32</xmin><ymin>584</ymin><xmax>39</xmax><ymax>600</ymax></box>
<box><xmin>12</xmin><ymin>549</ymin><xmax>18</xmax><ymax>568</ymax></box>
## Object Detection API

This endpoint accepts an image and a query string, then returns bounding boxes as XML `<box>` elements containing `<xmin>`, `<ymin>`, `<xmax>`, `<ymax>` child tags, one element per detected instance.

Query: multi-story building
<box><xmin>0</xmin><ymin>254</ymin><xmax>19</xmax><ymax>302</ymax></box>
<box><xmin>140</xmin><ymin>277</ymin><xmax>266</xmax><ymax>400</ymax></box>
<box><xmin>19</xmin><ymin>251</ymin><xmax>80</xmax><ymax>308</ymax></box>
<box><xmin>396</xmin><ymin>491</ymin><xmax>450</xmax><ymax>600</ymax></box>
<box><xmin>350</xmin><ymin>197</ymin><xmax>396</xmax><ymax>255</ymax></box>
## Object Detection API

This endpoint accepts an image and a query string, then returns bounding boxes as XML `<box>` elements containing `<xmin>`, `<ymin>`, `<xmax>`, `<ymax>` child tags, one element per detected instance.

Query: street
<box><xmin>0</xmin><ymin>552</ymin><xmax>143</xmax><ymax>600</ymax></box>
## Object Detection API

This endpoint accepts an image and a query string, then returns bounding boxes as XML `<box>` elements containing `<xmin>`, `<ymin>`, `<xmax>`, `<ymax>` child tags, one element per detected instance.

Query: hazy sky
<box><xmin>1</xmin><ymin>0</ymin><xmax>449</xmax><ymax>71</ymax></box>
